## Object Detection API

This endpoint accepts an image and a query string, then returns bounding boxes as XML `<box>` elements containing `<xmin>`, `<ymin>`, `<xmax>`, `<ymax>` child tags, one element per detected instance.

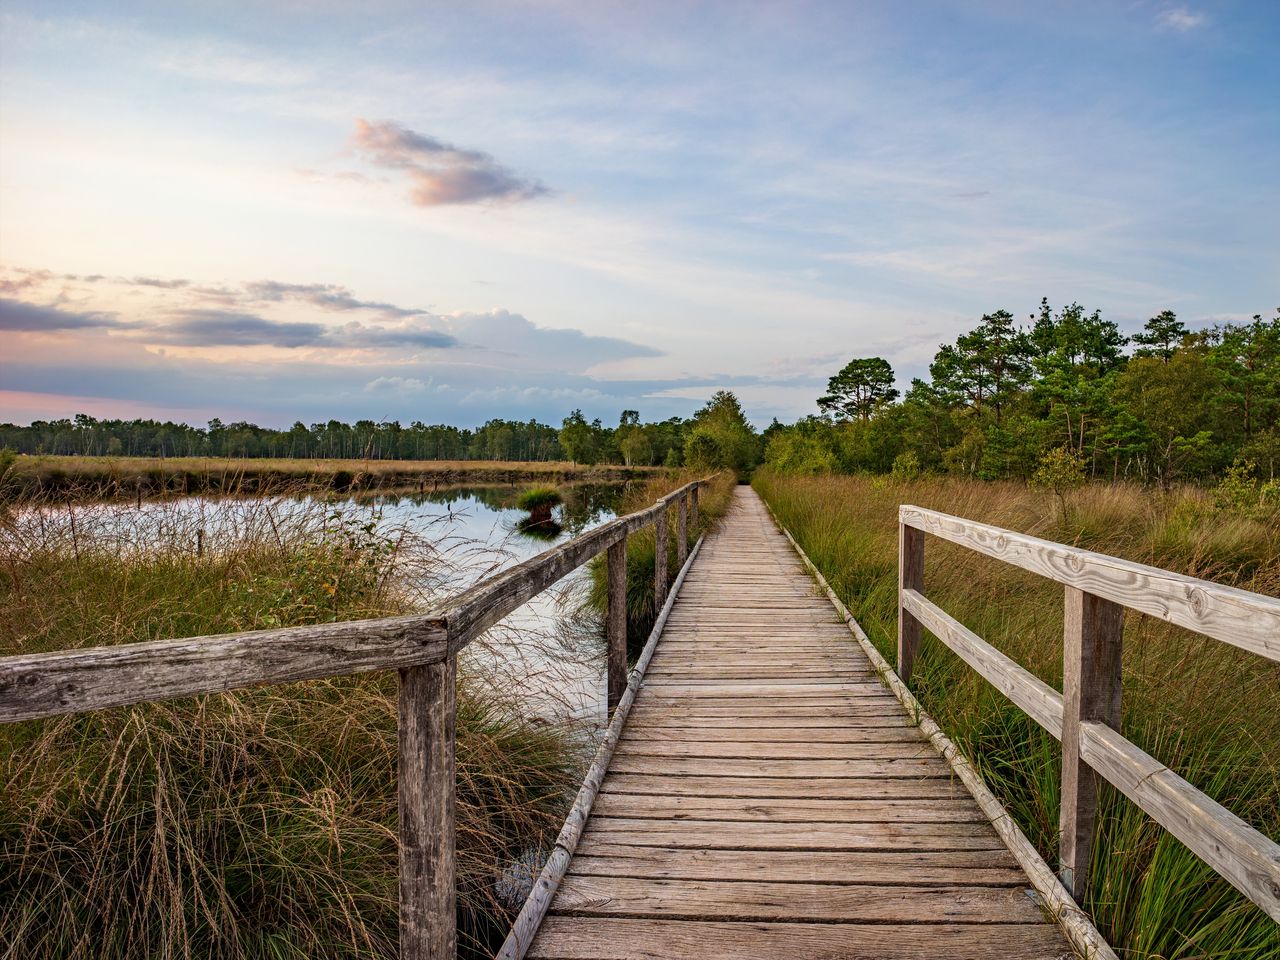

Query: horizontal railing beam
<box><xmin>1078</xmin><ymin>720</ymin><xmax>1280</xmax><ymax>921</ymax></box>
<box><xmin>899</xmin><ymin>505</ymin><xmax>1280</xmax><ymax>661</ymax></box>
<box><xmin>0</xmin><ymin>613</ymin><xmax>448</xmax><ymax>723</ymax></box>
<box><xmin>901</xmin><ymin>588</ymin><xmax>1065</xmax><ymax>738</ymax></box>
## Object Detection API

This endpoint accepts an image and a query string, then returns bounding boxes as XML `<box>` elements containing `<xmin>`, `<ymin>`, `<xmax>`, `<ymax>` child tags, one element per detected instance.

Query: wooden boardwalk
<box><xmin>527</xmin><ymin>487</ymin><xmax>1073</xmax><ymax>959</ymax></box>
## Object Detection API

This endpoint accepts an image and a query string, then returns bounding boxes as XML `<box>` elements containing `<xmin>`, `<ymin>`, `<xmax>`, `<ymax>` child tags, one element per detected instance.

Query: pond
<box><xmin>12</xmin><ymin>480</ymin><xmax>636</xmax><ymax>725</ymax></box>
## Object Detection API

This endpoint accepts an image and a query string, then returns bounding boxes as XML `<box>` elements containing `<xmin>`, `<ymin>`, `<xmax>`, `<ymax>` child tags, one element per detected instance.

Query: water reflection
<box><xmin>13</xmin><ymin>481</ymin><xmax>633</xmax><ymax>726</ymax></box>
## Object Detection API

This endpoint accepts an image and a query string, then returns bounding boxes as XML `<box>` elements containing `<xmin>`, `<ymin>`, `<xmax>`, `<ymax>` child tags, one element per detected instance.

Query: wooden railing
<box><xmin>0</xmin><ymin>477</ymin><xmax>714</xmax><ymax>958</ymax></box>
<box><xmin>897</xmin><ymin>505</ymin><xmax>1280</xmax><ymax>921</ymax></box>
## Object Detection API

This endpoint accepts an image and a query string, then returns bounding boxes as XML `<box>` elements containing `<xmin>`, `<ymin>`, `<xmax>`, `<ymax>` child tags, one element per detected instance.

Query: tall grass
<box><xmin>0</xmin><ymin>493</ymin><xmax>584</xmax><ymax>959</ymax></box>
<box><xmin>753</xmin><ymin>470</ymin><xmax>1279</xmax><ymax>957</ymax></box>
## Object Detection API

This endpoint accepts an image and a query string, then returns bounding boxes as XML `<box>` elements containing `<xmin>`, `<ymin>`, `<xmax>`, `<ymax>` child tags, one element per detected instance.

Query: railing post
<box><xmin>398</xmin><ymin>656</ymin><xmax>457</xmax><ymax>959</ymax></box>
<box><xmin>654</xmin><ymin>507</ymin><xmax>669</xmax><ymax>611</ymax></box>
<box><xmin>607</xmin><ymin>535</ymin><xmax>628</xmax><ymax>716</ymax></box>
<box><xmin>1060</xmin><ymin>586</ymin><xmax>1124</xmax><ymax>902</ymax></box>
<box><xmin>689</xmin><ymin>483</ymin><xmax>699</xmax><ymax>535</ymax></box>
<box><xmin>676</xmin><ymin>493</ymin><xmax>688</xmax><ymax>568</ymax></box>
<box><xmin>897</xmin><ymin>521</ymin><xmax>924</xmax><ymax>683</ymax></box>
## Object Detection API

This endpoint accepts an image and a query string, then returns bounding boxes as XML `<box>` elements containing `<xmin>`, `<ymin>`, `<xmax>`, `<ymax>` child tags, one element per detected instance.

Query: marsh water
<box><xmin>20</xmin><ymin>481</ymin><xmax>634</xmax><ymax>725</ymax></box>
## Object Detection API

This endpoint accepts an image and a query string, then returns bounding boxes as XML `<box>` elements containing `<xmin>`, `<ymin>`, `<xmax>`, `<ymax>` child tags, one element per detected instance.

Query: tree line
<box><xmin>765</xmin><ymin>303</ymin><xmax>1280</xmax><ymax>485</ymax></box>
<box><xmin>0</xmin><ymin>392</ymin><xmax>761</xmax><ymax>472</ymax></box>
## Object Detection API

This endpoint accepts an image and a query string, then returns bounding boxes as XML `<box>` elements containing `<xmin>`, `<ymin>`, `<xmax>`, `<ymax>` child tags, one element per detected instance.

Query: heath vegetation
<box><xmin>753</xmin><ymin>469</ymin><xmax>1279</xmax><ymax>958</ymax></box>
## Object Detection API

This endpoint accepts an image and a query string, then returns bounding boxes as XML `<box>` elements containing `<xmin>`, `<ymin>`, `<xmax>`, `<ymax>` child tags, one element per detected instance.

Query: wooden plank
<box><xmin>528</xmin><ymin>918</ymin><xmax>1074</xmax><ymax>959</ymax></box>
<box><xmin>898</xmin><ymin>520</ymin><xmax>925</xmax><ymax>682</ymax></box>
<box><xmin>900</xmin><ymin>503</ymin><xmax>1280</xmax><ymax>661</ymax></box>
<box><xmin>397</xmin><ymin>656</ymin><xmax>456</xmax><ymax>959</ymax></box>
<box><xmin>596</xmin><ymin>773</ymin><xmax>962</xmax><ymax>803</ymax></box>
<box><xmin>623</xmin><ymin>716</ymin><xmax>914</xmax><ymax>731</ymax></box>
<box><xmin>901</xmin><ymin>588</ymin><xmax>1065</xmax><ymax>737</ymax></box>
<box><xmin>551</xmin><ymin>875</ymin><xmax>1046</xmax><ymax>923</ymax></box>
<box><xmin>1059</xmin><ymin>586</ymin><xmax>1124</xmax><ymax>901</ymax></box>
<box><xmin>619</xmin><ymin>725</ymin><xmax>923</xmax><ymax>742</ymax></box>
<box><xmin>607</xmin><ymin>535</ymin><xmax>628</xmax><ymax>716</ymax></box>
<box><xmin>605</xmin><ymin>755</ymin><xmax>953</xmax><ymax>779</ymax></box>
<box><xmin>0</xmin><ymin>611</ymin><xmax>447</xmax><ymax>722</ymax></box>
<box><xmin>1078</xmin><ymin>719</ymin><xmax>1280</xmax><ymax>921</ymax></box>
<box><xmin>611</xmin><ymin>740</ymin><xmax>939</xmax><ymax>761</ymax></box>
<box><xmin>590</xmin><ymin>793</ymin><xmax>988</xmax><ymax>823</ymax></box>
<box><xmin>638</xmin><ymin>682</ymin><xmax>881</xmax><ymax>696</ymax></box>
<box><xmin>566</xmin><ymin>844</ymin><xmax>1025</xmax><ymax>885</ymax></box>
<box><xmin>582</xmin><ymin>818</ymin><xmax>1005</xmax><ymax>852</ymax></box>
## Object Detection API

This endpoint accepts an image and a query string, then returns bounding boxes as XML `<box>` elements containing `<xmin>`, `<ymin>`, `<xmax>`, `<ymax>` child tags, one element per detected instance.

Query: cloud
<box><xmin>130</xmin><ymin>276</ymin><xmax>191</xmax><ymax>289</ymax></box>
<box><xmin>156</xmin><ymin>310</ymin><xmax>329</xmax><ymax>348</ymax></box>
<box><xmin>350</xmin><ymin>119</ymin><xmax>549</xmax><ymax>206</ymax></box>
<box><xmin>1157</xmin><ymin>6</ymin><xmax>1206</xmax><ymax>31</ymax></box>
<box><xmin>447</xmin><ymin>310</ymin><xmax>662</xmax><ymax>370</ymax></box>
<box><xmin>0</xmin><ymin>298</ymin><xmax>116</xmax><ymax>331</ymax></box>
<box><xmin>146</xmin><ymin>308</ymin><xmax>457</xmax><ymax>350</ymax></box>
<box><xmin>242</xmin><ymin>280</ymin><xmax>425</xmax><ymax>318</ymax></box>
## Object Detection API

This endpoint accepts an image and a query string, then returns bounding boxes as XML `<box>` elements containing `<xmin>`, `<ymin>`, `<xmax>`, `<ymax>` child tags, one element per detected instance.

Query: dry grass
<box><xmin>753</xmin><ymin>471</ymin><xmax>1280</xmax><ymax>958</ymax></box>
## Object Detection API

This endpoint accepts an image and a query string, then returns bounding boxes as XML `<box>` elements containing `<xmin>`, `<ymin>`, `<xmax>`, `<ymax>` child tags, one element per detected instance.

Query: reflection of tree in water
<box><xmin>557</xmin><ymin>483</ymin><xmax>628</xmax><ymax>536</ymax></box>
<box><xmin>364</xmin><ymin>482</ymin><xmax>631</xmax><ymax>539</ymax></box>
<box><xmin>515</xmin><ymin>516</ymin><xmax>563</xmax><ymax>541</ymax></box>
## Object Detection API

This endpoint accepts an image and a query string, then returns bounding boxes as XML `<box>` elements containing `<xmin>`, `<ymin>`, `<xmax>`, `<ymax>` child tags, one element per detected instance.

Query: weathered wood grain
<box><xmin>676</xmin><ymin>492</ymin><xmax>688</xmax><ymax>567</ymax></box>
<box><xmin>581</xmin><ymin>817</ymin><xmax>1006</xmax><ymax>852</ymax></box>
<box><xmin>589</xmin><ymin>793</ymin><xmax>987</xmax><ymax>823</ymax></box>
<box><xmin>1078</xmin><ymin>719</ymin><xmax>1280</xmax><ymax>921</ymax></box>
<box><xmin>598</xmin><ymin>773</ymin><xmax>969</xmax><ymax>800</ymax></box>
<box><xmin>901</xmin><ymin>588</ymin><xmax>1065</xmax><ymax>737</ymax></box>
<box><xmin>898</xmin><ymin>520</ymin><xmax>925</xmax><ymax>682</ymax></box>
<box><xmin>551</xmin><ymin>875</ymin><xmax>1046</xmax><ymax>923</ymax></box>
<box><xmin>607</xmin><ymin>535</ymin><xmax>628</xmax><ymax>716</ymax></box>
<box><xmin>1059</xmin><ymin>586</ymin><xmax>1125</xmax><ymax>901</ymax></box>
<box><xmin>528</xmin><ymin>918</ymin><xmax>1075</xmax><ymax>960</ymax></box>
<box><xmin>0</xmin><ymin>612</ymin><xmax>447</xmax><ymax>723</ymax></box>
<box><xmin>900</xmin><ymin>503</ymin><xmax>1280</xmax><ymax>661</ymax></box>
<box><xmin>565</xmin><ymin>844</ymin><xmax>1025</xmax><ymax>885</ymax></box>
<box><xmin>398</xmin><ymin>656</ymin><xmax>456</xmax><ymax>959</ymax></box>
<box><xmin>654</xmin><ymin>506</ymin><xmax>668</xmax><ymax>610</ymax></box>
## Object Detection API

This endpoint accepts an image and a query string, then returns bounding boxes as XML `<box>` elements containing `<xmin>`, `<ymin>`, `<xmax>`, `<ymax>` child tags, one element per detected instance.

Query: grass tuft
<box><xmin>0</xmin><ymin>493</ymin><xmax>583</xmax><ymax>959</ymax></box>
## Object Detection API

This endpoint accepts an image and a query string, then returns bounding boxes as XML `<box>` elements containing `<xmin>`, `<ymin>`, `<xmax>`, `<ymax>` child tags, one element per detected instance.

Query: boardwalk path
<box><xmin>527</xmin><ymin>487</ymin><xmax>1073</xmax><ymax>959</ymax></box>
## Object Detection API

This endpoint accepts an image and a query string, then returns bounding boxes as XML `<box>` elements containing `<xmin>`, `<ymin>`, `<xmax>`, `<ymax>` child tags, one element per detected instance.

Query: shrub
<box><xmin>890</xmin><ymin>450</ymin><xmax>922</xmax><ymax>480</ymax></box>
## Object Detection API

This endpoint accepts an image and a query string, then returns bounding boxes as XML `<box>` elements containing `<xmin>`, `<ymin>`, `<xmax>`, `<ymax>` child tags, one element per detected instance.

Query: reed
<box><xmin>753</xmin><ymin>470</ymin><xmax>1279</xmax><ymax>957</ymax></box>
<box><xmin>0</xmin><ymin>492</ymin><xmax>584</xmax><ymax>959</ymax></box>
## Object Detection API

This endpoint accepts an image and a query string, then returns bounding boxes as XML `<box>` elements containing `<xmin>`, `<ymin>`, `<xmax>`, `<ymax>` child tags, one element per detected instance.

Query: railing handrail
<box><xmin>896</xmin><ymin>504</ymin><xmax>1280</xmax><ymax>924</ymax></box>
<box><xmin>1</xmin><ymin>473</ymin><xmax>718</xmax><ymax>959</ymax></box>
<box><xmin>0</xmin><ymin>476</ymin><xmax>713</xmax><ymax>723</ymax></box>
<box><xmin>899</xmin><ymin>504</ymin><xmax>1280</xmax><ymax>660</ymax></box>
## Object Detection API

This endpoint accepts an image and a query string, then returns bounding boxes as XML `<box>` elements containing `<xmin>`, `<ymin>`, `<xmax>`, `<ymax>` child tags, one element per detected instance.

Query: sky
<box><xmin>1</xmin><ymin>0</ymin><xmax>1277</xmax><ymax>429</ymax></box>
